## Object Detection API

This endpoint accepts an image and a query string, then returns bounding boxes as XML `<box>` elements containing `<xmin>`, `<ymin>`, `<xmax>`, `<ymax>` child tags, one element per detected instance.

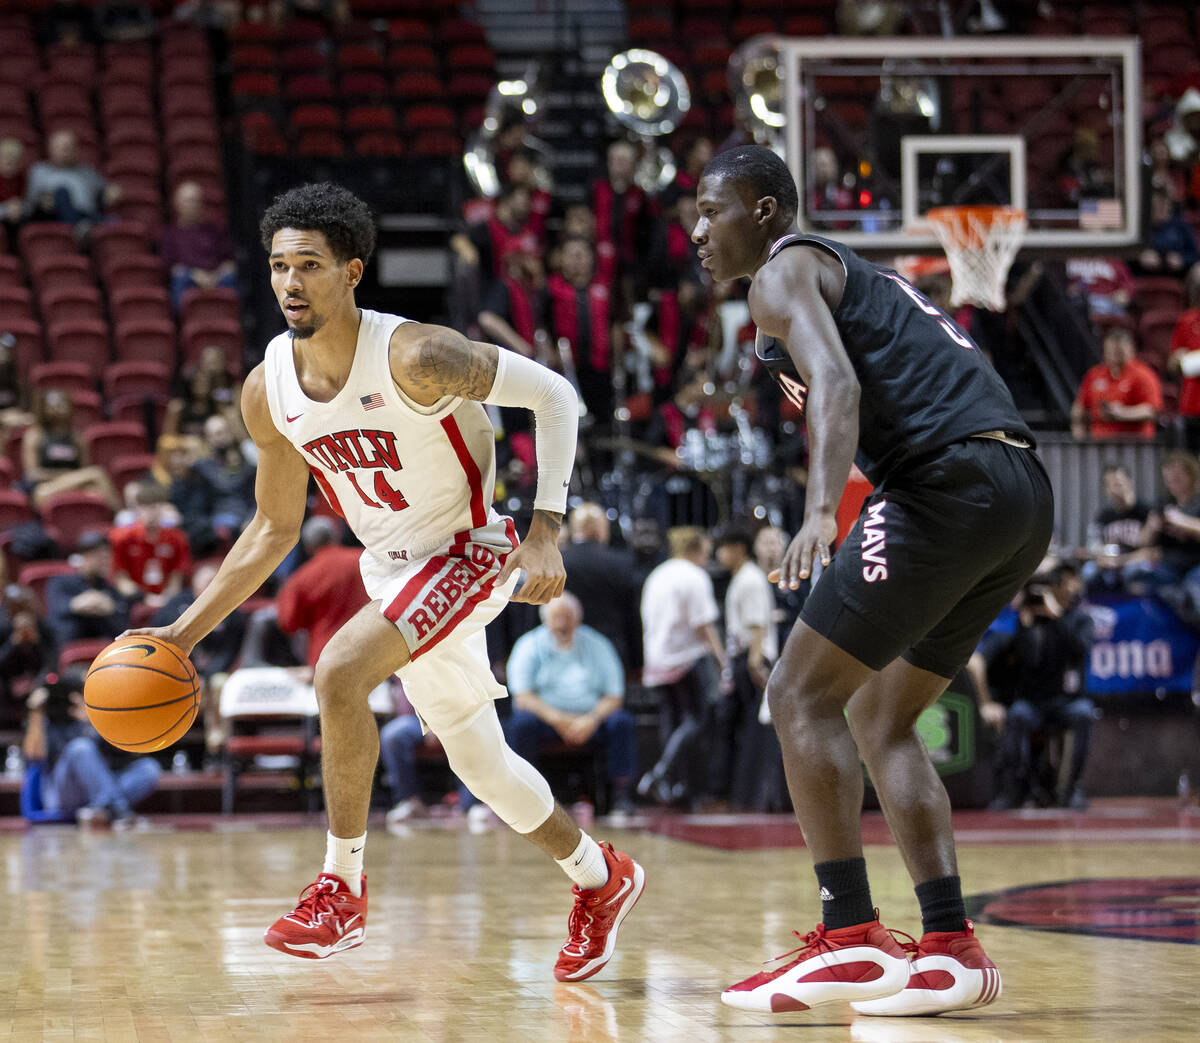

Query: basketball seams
<box><xmin>84</xmin><ymin>691</ymin><xmax>198</xmax><ymax>713</ymax></box>
<box><xmin>87</xmin><ymin>662</ymin><xmax>198</xmax><ymax>684</ymax></box>
<box><xmin>108</xmin><ymin>701</ymin><xmax>199</xmax><ymax>752</ymax></box>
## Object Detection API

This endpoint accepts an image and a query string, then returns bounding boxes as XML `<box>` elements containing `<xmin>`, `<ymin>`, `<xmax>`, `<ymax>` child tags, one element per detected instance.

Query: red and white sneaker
<box><xmin>851</xmin><ymin>920</ymin><xmax>1001</xmax><ymax>1016</ymax></box>
<box><xmin>264</xmin><ymin>873</ymin><xmax>367</xmax><ymax>960</ymax></box>
<box><xmin>554</xmin><ymin>842</ymin><xmax>645</xmax><ymax>982</ymax></box>
<box><xmin>721</xmin><ymin>917</ymin><xmax>912</xmax><ymax>1013</ymax></box>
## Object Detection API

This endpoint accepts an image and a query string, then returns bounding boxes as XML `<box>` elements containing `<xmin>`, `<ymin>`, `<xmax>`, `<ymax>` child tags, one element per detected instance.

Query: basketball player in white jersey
<box><xmin>127</xmin><ymin>183</ymin><xmax>644</xmax><ymax>981</ymax></box>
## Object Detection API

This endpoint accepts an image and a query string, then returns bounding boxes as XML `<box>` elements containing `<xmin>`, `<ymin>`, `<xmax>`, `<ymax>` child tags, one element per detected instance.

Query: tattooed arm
<box><xmin>390</xmin><ymin>324</ymin><xmax>578</xmax><ymax>604</ymax></box>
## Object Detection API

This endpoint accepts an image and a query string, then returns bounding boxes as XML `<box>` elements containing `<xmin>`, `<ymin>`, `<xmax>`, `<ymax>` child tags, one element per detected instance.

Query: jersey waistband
<box><xmin>971</xmin><ymin>430</ymin><xmax>1033</xmax><ymax>449</ymax></box>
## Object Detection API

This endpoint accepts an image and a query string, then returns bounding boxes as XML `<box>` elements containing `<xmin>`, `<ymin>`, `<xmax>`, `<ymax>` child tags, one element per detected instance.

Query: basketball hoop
<box><xmin>925</xmin><ymin>205</ymin><xmax>1026</xmax><ymax>312</ymax></box>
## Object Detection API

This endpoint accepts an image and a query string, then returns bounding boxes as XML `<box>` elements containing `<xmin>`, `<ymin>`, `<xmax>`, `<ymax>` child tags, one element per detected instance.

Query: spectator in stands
<box><xmin>548</xmin><ymin>235</ymin><xmax>619</xmax><ymax>425</ymax></box>
<box><xmin>1082</xmin><ymin>463</ymin><xmax>1154</xmax><ymax>594</ymax></box>
<box><xmin>661</xmin><ymin>136</ymin><xmax>712</xmax><ymax>211</ymax></box>
<box><xmin>276</xmin><ymin>517</ymin><xmax>368</xmax><ymax>667</ymax></box>
<box><xmin>710</xmin><ymin>527</ymin><xmax>780</xmax><ymax>810</ymax></box>
<box><xmin>173</xmin><ymin>0</ymin><xmax>241</xmax><ymax>30</ymax></box>
<box><xmin>45</xmin><ymin>530</ymin><xmax>129</xmax><ymax>647</ymax></box>
<box><xmin>110</xmin><ymin>480</ymin><xmax>192</xmax><ymax>609</ymax></box>
<box><xmin>1138</xmin><ymin>186</ymin><xmax>1199</xmax><ymax>277</ymax></box>
<box><xmin>0</xmin><ymin>137</ymin><xmax>27</xmax><ymax>231</ymax></box>
<box><xmin>1165</xmin><ymin>87</ymin><xmax>1200</xmax><ymax>206</ymax></box>
<box><xmin>153</xmin><ymin>560</ymin><xmax>246</xmax><ymax>765</ymax></box>
<box><xmin>20</xmin><ymin>388</ymin><xmax>120</xmax><ymax>511</ymax></box>
<box><xmin>505</xmin><ymin>592</ymin><xmax>637</xmax><ymax>817</ymax></box>
<box><xmin>190</xmin><ymin>414</ymin><xmax>256</xmax><ymax>545</ymax></box>
<box><xmin>1056</xmin><ymin>128</ymin><xmax>1115</xmax><ymax>208</ymax></box>
<box><xmin>380</xmin><ymin>709</ymin><xmax>484</xmax><ymax>826</ymax></box>
<box><xmin>23</xmin><ymin>129</ymin><xmax>119</xmax><ymax>236</ymax></box>
<box><xmin>478</xmin><ymin>240</ymin><xmax>546</xmax><ymax>360</ymax></box>
<box><xmin>1065</xmin><ymin>255</ymin><xmax>1136</xmax><ymax>321</ymax></box>
<box><xmin>807</xmin><ymin>146</ymin><xmax>855</xmax><ymax>231</ymax></box>
<box><xmin>1129</xmin><ymin>450</ymin><xmax>1200</xmax><ymax>620</ymax></box>
<box><xmin>503</xmin><ymin>149</ymin><xmax>551</xmax><ymax>240</ymax></box>
<box><xmin>1070</xmin><ymin>326</ymin><xmax>1162</xmax><ymax>440</ymax></box>
<box><xmin>0</xmin><ymin>333</ymin><xmax>32</xmax><ymax>430</ymax></box>
<box><xmin>165</xmin><ymin>344</ymin><xmax>243</xmax><ymax>439</ymax></box>
<box><xmin>95</xmin><ymin>1</ymin><xmax>155</xmax><ymax>41</ymax></box>
<box><xmin>160</xmin><ymin>181</ymin><xmax>238</xmax><ymax>312</ymax></box>
<box><xmin>22</xmin><ymin>669</ymin><xmax>160</xmax><ymax>826</ymax></box>
<box><xmin>560</xmin><ymin>502</ymin><xmax>640</xmax><ymax>669</ymax></box>
<box><xmin>37</xmin><ymin>0</ymin><xmax>97</xmax><ymax>46</ymax></box>
<box><xmin>1168</xmin><ymin>267</ymin><xmax>1200</xmax><ymax>450</ymax></box>
<box><xmin>0</xmin><ymin>586</ymin><xmax>57</xmax><ymax>721</ymax></box>
<box><xmin>268</xmin><ymin>0</ymin><xmax>350</xmax><ymax>30</ymax></box>
<box><xmin>978</xmin><ymin>573</ymin><xmax>1094</xmax><ymax>810</ymax></box>
<box><xmin>637</xmin><ymin>526</ymin><xmax>725</xmax><ymax>807</ymax></box>
<box><xmin>451</xmin><ymin>183</ymin><xmax>538</xmax><ymax>284</ymax></box>
<box><xmin>592</xmin><ymin>140</ymin><xmax>649</xmax><ymax>279</ymax></box>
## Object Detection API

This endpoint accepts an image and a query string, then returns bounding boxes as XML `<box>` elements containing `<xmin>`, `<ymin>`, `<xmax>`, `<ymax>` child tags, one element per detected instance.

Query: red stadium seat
<box><xmin>47</xmin><ymin>319</ymin><xmax>110</xmax><ymax>368</ymax></box>
<box><xmin>3</xmin><ymin>319</ymin><xmax>44</xmax><ymax>381</ymax></box>
<box><xmin>105</xmin><ymin>118</ymin><xmax>158</xmax><ymax>150</ymax></box>
<box><xmin>387</xmin><ymin>19</ymin><xmax>434</xmax><ymax>44</ymax></box>
<box><xmin>353</xmin><ymin>133</ymin><xmax>404</xmax><ymax>157</ymax></box>
<box><xmin>38</xmin><ymin>285</ymin><xmax>105</xmax><ymax>325</ymax></box>
<box><xmin>161</xmin><ymin>91</ymin><xmax>217</xmax><ymax>123</ymax></box>
<box><xmin>90</xmin><ymin>223</ymin><xmax>152</xmax><ymax>272</ymax></box>
<box><xmin>231</xmin><ymin>72</ymin><xmax>280</xmax><ymax>102</ymax></box>
<box><xmin>18</xmin><ymin>223</ymin><xmax>77</xmax><ymax>262</ymax></box>
<box><xmin>284</xmin><ymin>74</ymin><xmax>336</xmax><ymax>102</ymax></box>
<box><xmin>29</xmin><ymin>255</ymin><xmax>95</xmax><ymax>295</ymax></box>
<box><xmin>105</xmin><ymin>145</ymin><xmax>161</xmax><ymax>181</ymax></box>
<box><xmin>733</xmin><ymin>15</ymin><xmax>777</xmax><ymax>38</ymax></box>
<box><xmin>101</xmin><ymin>253</ymin><xmax>165</xmax><ymax>291</ymax></box>
<box><xmin>82</xmin><ymin>421</ymin><xmax>149</xmax><ymax>475</ymax></box>
<box><xmin>232</xmin><ymin>22</ymin><xmax>280</xmax><ymax>44</ymax></box>
<box><xmin>410</xmin><ymin>130</ymin><xmax>461</xmax><ymax>156</ymax></box>
<box><xmin>0</xmin><ymin>489</ymin><xmax>34</xmax><ymax>533</ymax></box>
<box><xmin>106</xmin><ymin>452</ymin><xmax>155</xmax><ymax>491</ymax></box>
<box><xmin>336</xmin><ymin>43</ymin><xmax>384</xmax><ymax>70</ymax></box>
<box><xmin>446</xmin><ymin>44</ymin><xmax>494</xmax><ymax>72</ymax></box>
<box><xmin>289</xmin><ymin>104</ymin><xmax>341</xmax><ymax>132</ymax></box>
<box><xmin>100</xmin><ymin>83</ymin><xmax>154</xmax><ymax>121</ymax></box>
<box><xmin>162</xmin><ymin>58</ymin><xmax>212</xmax><ymax>91</ymax></box>
<box><xmin>446</xmin><ymin>73</ymin><xmax>492</xmax><ymax>104</ymax></box>
<box><xmin>69</xmin><ymin>388</ymin><xmax>104</xmax><ymax>428</ymax></box>
<box><xmin>110</xmin><ymin>188</ymin><xmax>163</xmax><ymax>232</ymax></box>
<box><xmin>404</xmin><ymin>103</ymin><xmax>455</xmax><ymax>130</ymax></box>
<box><xmin>1140</xmin><ymin>308</ymin><xmax>1182</xmax><ymax>371</ymax></box>
<box><xmin>345</xmin><ymin>105</ymin><xmax>397</xmax><ymax>133</ymax></box>
<box><xmin>181</xmin><ymin>318</ymin><xmax>243</xmax><ymax>369</ymax></box>
<box><xmin>164</xmin><ymin>119</ymin><xmax>220</xmax><ymax>151</ymax></box>
<box><xmin>109</xmin><ymin>392</ymin><xmax>167</xmax><ymax>436</ymax></box>
<box><xmin>439</xmin><ymin>19</ymin><xmax>487</xmax><ymax>45</ymax></box>
<box><xmin>17</xmin><ymin>561</ymin><xmax>75</xmax><ymax>615</ymax></box>
<box><xmin>179</xmin><ymin>287</ymin><xmax>240</xmax><ymax>328</ymax></box>
<box><xmin>30</xmin><ymin>360</ymin><xmax>94</xmax><ymax>395</ymax></box>
<box><xmin>389</xmin><ymin>44</ymin><xmax>438</xmax><ymax>70</ymax></box>
<box><xmin>243</xmin><ymin>126</ymin><xmax>288</xmax><ymax>156</ymax></box>
<box><xmin>113</xmin><ymin>318</ymin><xmax>177</xmax><ymax>366</ymax></box>
<box><xmin>281</xmin><ymin>45</ymin><xmax>327</xmax><ymax>74</ymax></box>
<box><xmin>0</xmin><ymin>83</ymin><xmax>30</xmax><ymax>119</ymax></box>
<box><xmin>0</xmin><ymin>254</ymin><xmax>22</xmax><ymax>289</ymax></box>
<box><xmin>38</xmin><ymin>494</ymin><xmax>114</xmax><ymax>554</ymax></box>
<box><xmin>393</xmin><ymin>72</ymin><xmax>443</xmax><ymax>100</ymax></box>
<box><xmin>339</xmin><ymin>72</ymin><xmax>390</xmax><ymax>100</ymax></box>
<box><xmin>628</xmin><ymin>15</ymin><xmax>672</xmax><ymax>39</ymax></box>
<box><xmin>232</xmin><ymin>43</ymin><xmax>276</xmax><ymax>72</ymax></box>
<box><xmin>295</xmin><ymin>131</ymin><xmax>345</xmax><ymax>158</ymax></box>
<box><xmin>102</xmin><ymin>55</ymin><xmax>154</xmax><ymax>86</ymax></box>
<box><xmin>103</xmin><ymin>360</ymin><xmax>171</xmax><ymax>400</ymax></box>
<box><xmin>59</xmin><ymin>639</ymin><xmax>112</xmax><ymax>674</ymax></box>
<box><xmin>1135</xmin><ymin>277</ymin><xmax>1185</xmax><ymax>316</ymax></box>
<box><xmin>39</xmin><ymin>82</ymin><xmax>92</xmax><ymax>122</ymax></box>
<box><xmin>110</xmin><ymin>286</ymin><xmax>172</xmax><ymax>326</ymax></box>
<box><xmin>0</xmin><ymin>286</ymin><xmax>34</xmax><ymax>322</ymax></box>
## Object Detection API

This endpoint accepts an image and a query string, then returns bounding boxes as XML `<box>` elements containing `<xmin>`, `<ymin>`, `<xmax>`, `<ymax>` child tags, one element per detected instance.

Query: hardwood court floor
<box><xmin>1</xmin><ymin>804</ymin><xmax>1197</xmax><ymax>1042</ymax></box>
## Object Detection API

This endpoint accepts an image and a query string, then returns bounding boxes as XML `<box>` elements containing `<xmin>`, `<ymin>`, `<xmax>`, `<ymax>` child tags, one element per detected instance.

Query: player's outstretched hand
<box><xmin>770</xmin><ymin>515</ymin><xmax>838</xmax><ymax>590</ymax></box>
<box><xmin>497</xmin><ymin>539</ymin><xmax>567</xmax><ymax>605</ymax></box>
<box><xmin>116</xmin><ymin>625</ymin><xmax>195</xmax><ymax>657</ymax></box>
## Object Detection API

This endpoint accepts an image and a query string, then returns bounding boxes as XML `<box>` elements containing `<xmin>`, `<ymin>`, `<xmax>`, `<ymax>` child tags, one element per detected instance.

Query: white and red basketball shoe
<box><xmin>554</xmin><ymin>842</ymin><xmax>645</xmax><ymax>982</ymax></box>
<box><xmin>850</xmin><ymin>920</ymin><xmax>1002</xmax><ymax>1016</ymax></box>
<box><xmin>721</xmin><ymin>917</ymin><xmax>912</xmax><ymax>1013</ymax></box>
<box><xmin>264</xmin><ymin>873</ymin><xmax>367</xmax><ymax>959</ymax></box>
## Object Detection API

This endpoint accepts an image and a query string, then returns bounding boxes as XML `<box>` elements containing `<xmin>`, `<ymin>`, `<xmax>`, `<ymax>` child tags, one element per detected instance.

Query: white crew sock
<box><xmin>555</xmin><ymin>832</ymin><xmax>610</xmax><ymax>890</ymax></box>
<box><xmin>323</xmin><ymin>831</ymin><xmax>366</xmax><ymax>896</ymax></box>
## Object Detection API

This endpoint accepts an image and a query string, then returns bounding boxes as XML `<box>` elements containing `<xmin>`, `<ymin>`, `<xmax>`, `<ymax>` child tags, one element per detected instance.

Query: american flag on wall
<box><xmin>1079</xmin><ymin>198</ymin><xmax>1123</xmax><ymax>230</ymax></box>
<box><xmin>360</xmin><ymin>392</ymin><xmax>385</xmax><ymax>410</ymax></box>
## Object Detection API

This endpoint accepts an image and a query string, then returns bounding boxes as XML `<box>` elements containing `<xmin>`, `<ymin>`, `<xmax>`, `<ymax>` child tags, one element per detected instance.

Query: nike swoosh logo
<box><xmin>603</xmin><ymin>876</ymin><xmax>634</xmax><ymax>907</ymax></box>
<box><xmin>287</xmin><ymin>413</ymin><xmax>304</xmax><ymax>422</ymax></box>
<box><xmin>100</xmin><ymin>643</ymin><xmax>156</xmax><ymax>661</ymax></box>
<box><xmin>350</xmin><ymin>847</ymin><xmax>363</xmax><ymax>853</ymax></box>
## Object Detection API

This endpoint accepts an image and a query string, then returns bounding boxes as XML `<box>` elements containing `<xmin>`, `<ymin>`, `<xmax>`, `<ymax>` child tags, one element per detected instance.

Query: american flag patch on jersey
<box><xmin>360</xmin><ymin>392</ymin><xmax>384</xmax><ymax>410</ymax></box>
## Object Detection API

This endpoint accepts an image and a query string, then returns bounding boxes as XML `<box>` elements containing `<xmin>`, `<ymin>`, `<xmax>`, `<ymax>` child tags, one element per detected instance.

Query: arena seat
<box><xmin>103</xmin><ymin>360</ymin><xmax>171</xmax><ymax>400</ymax></box>
<box><xmin>0</xmin><ymin>286</ymin><xmax>33</xmax><ymax>322</ymax></box>
<box><xmin>69</xmin><ymin>389</ymin><xmax>104</xmax><ymax>428</ymax></box>
<box><xmin>113</xmin><ymin>318</ymin><xmax>178</xmax><ymax>367</ymax></box>
<box><xmin>47</xmin><ymin>319</ymin><xmax>110</xmax><ymax>368</ymax></box>
<box><xmin>0</xmin><ymin>490</ymin><xmax>34</xmax><ymax>533</ymax></box>
<box><xmin>17</xmin><ymin>560</ymin><xmax>75</xmax><ymax>615</ymax></box>
<box><xmin>38</xmin><ymin>285</ymin><xmax>105</xmax><ymax>325</ymax></box>
<box><xmin>179</xmin><ymin>287</ymin><xmax>240</xmax><ymax>328</ymax></box>
<box><xmin>30</xmin><ymin>360</ymin><xmax>96</xmax><ymax>395</ymax></box>
<box><xmin>3</xmin><ymin>319</ymin><xmax>44</xmax><ymax>380</ymax></box>
<box><xmin>82</xmin><ymin>420</ymin><xmax>149</xmax><ymax>475</ymax></box>
<box><xmin>109</xmin><ymin>286</ymin><xmax>172</xmax><ymax>326</ymax></box>
<box><xmin>106</xmin><ymin>452</ymin><xmax>154</xmax><ymax>491</ymax></box>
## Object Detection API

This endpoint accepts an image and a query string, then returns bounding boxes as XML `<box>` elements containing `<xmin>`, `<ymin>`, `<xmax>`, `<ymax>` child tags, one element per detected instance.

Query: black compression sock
<box><xmin>915</xmin><ymin>875</ymin><xmax>967</xmax><ymax>934</ymax></box>
<box><xmin>814</xmin><ymin>857</ymin><xmax>875</xmax><ymax>929</ymax></box>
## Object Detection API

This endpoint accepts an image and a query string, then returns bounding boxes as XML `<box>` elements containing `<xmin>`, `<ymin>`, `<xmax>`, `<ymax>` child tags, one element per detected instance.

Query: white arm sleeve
<box><xmin>483</xmin><ymin>347</ymin><xmax>579</xmax><ymax>515</ymax></box>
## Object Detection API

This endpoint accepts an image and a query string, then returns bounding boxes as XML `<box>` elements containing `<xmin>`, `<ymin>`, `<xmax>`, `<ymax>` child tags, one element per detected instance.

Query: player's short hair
<box><xmin>667</xmin><ymin>525</ymin><xmax>708</xmax><ymax>558</ymax></box>
<box><xmin>701</xmin><ymin>144</ymin><xmax>799</xmax><ymax>222</ymax></box>
<box><xmin>714</xmin><ymin>527</ymin><xmax>754</xmax><ymax>555</ymax></box>
<box><xmin>1162</xmin><ymin>448</ymin><xmax>1200</xmax><ymax>483</ymax></box>
<box><xmin>1101</xmin><ymin>461</ymin><xmax>1129</xmax><ymax>478</ymax></box>
<box><xmin>260</xmin><ymin>182</ymin><xmax>377</xmax><ymax>265</ymax></box>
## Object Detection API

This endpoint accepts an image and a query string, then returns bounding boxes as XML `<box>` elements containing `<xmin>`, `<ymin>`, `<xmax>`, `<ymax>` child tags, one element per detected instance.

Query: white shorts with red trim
<box><xmin>360</xmin><ymin>517</ymin><xmax>519</xmax><ymax>734</ymax></box>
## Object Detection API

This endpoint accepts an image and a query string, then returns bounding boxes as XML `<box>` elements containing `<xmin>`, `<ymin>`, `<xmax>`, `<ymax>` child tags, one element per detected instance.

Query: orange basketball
<box><xmin>84</xmin><ymin>635</ymin><xmax>200</xmax><ymax>752</ymax></box>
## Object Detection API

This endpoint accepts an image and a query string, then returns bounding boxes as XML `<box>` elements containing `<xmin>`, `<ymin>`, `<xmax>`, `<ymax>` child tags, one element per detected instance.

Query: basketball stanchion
<box><xmin>925</xmin><ymin>205</ymin><xmax>1027</xmax><ymax>311</ymax></box>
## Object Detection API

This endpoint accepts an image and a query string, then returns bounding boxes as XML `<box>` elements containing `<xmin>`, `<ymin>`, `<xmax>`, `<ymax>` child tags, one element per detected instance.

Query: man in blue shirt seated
<box><xmin>505</xmin><ymin>593</ymin><xmax>638</xmax><ymax>817</ymax></box>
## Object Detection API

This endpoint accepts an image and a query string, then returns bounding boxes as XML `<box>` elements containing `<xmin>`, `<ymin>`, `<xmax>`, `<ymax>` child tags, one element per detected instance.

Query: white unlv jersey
<box><xmin>262</xmin><ymin>309</ymin><xmax>503</xmax><ymax>564</ymax></box>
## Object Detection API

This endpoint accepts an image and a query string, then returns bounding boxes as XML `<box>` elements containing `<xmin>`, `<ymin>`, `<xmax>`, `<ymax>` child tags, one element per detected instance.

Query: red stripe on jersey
<box><xmin>308</xmin><ymin>466</ymin><xmax>345</xmax><ymax>518</ymax></box>
<box><xmin>382</xmin><ymin>533</ymin><xmax>470</xmax><ymax>623</ymax></box>
<box><xmin>440</xmin><ymin>414</ymin><xmax>487</xmax><ymax>528</ymax></box>
<box><xmin>408</xmin><ymin>521</ymin><xmax>519</xmax><ymax>661</ymax></box>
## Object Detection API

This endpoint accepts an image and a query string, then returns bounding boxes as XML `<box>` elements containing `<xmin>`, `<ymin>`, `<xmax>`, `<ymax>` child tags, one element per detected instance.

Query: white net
<box><xmin>926</xmin><ymin>206</ymin><xmax>1027</xmax><ymax>311</ymax></box>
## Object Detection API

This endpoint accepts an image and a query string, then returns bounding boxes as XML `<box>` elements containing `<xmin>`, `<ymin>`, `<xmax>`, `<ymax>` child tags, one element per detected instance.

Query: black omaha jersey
<box><xmin>756</xmin><ymin>233</ymin><xmax>1034</xmax><ymax>484</ymax></box>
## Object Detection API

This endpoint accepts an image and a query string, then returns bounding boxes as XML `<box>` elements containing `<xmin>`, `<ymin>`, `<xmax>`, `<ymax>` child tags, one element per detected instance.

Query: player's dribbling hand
<box><xmin>117</xmin><ymin>625</ymin><xmax>196</xmax><ymax>658</ymax></box>
<box><xmin>497</xmin><ymin>539</ymin><xmax>567</xmax><ymax>604</ymax></box>
<box><xmin>770</xmin><ymin>515</ymin><xmax>838</xmax><ymax>589</ymax></box>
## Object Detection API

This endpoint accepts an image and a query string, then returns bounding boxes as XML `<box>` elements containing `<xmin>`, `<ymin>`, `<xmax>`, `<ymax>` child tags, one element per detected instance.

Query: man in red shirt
<box><xmin>1071</xmin><ymin>325</ymin><xmax>1162</xmax><ymax>439</ymax></box>
<box><xmin>111</xmin><ymin>481</ymin><xmax>193</xmax><ymax>609</ymax></box>
<box><xmin>275</xmin><ymin>516</ymin><xmax>368</xmax><ymax>666</ymax></box>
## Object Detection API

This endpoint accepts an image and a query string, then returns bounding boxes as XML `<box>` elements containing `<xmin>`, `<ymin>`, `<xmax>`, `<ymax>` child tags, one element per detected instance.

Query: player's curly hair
<box><xmin>702</xmin><ymin>144</ymin><xmax>799</xmax><ymax>222</ymax></box>
<box><xmin>259</xmin><ymin>182</ymin><xmax>377</xmax><ymax>264</ymax></box>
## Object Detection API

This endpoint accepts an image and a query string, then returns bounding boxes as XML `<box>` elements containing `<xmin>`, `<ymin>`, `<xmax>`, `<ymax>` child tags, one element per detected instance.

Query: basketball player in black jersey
<box><xmin>694</xmin><ymin>146</ymin><xmax>1053</xmax><ymax>1017</ymax></box>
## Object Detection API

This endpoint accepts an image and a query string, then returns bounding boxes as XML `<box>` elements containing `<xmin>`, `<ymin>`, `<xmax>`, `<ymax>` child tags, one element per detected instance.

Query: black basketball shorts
<box><xmin>799</xmin><ymin>437</ymin><xmax>1054</xmax><ymax>678</ymax></box>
